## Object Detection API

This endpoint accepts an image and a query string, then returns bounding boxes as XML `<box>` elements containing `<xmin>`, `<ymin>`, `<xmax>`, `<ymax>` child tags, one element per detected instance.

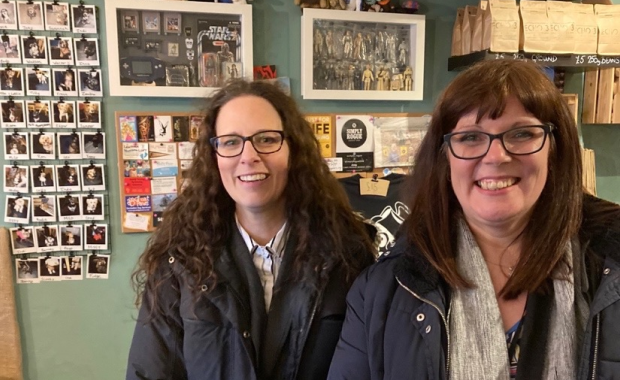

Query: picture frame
<box><xmin>105</xmin><ymin>0</ymin><xmax>253</xmax><ymax>97</ymax></box>
<box><xmin>0</xmin><ymin>67</ymin><xmax>24</xmax><ymax>96</ymax></box>
<box><xmin>31</xmin><ymin>195</ymin><xmax>56</xmax><ymax>222</ymax></box>
<box><xmin>82</xmin><ymin>194</ymin><xmax>104</xmax><ymax>221</ymax></box>
<box><xmin>34</xmin><ymin>225</ymin><xmax>59</xmax><ymax>251</ymax></box>
<box><xmin>30</xmin><ymin>164</ymin><xmax>56</xmax><ymax>192</ymax></box>
<box><xmin>301</xmin><ymin>9</ymin><xmax>426</xmax><ymax>101</ymax></box>
<box><xmin>47</xmin><ymin>36</ymin><xmax>73</xmax><ymax>65</ymax></box>
<box><xmin>17</xmin><ymin>0</ymin><xmax>44</xmax><ymax>31</ymax></box>
<box><xmin>71</xmin><ymin>4</ymin><xmax>96</xmax><ymax>34</ymax></box>
<box><xmin>74</xmin><ymin>37</ymin><xmax>99</xmax><ymax>66</ymax></box>
<box><xmin>30</xmin><ymin>132</ymin><xmax>55</xmax><ymax>160</ymax></box>
<box><xmin>80</xmin><ymin>163</ymin><xmax>105</xmax><ymax>191</ymax></box>
<box><xmin>1</xmin><ymin>100</ymin><xmax>25</xmax><ymax>128</ymax></box>
<box><xmin>25</xmin><ymin>66</ymin><xmax>51</xmax><ymax>96</ymax></box>
<box><xmin>57</xmin><ymin>131</ymin><xmax>82</xmax><ymax>159</ymax></box>
<box><xmin>52</xmin><ymin>68</ymin><xmax>77</xmax><ymax>96</ymax></box>
<box><xmin>55</xmin><ymin>163</ymin><xmax>81</xmax><ymax>192</ymax></box>
<box><xmin>4</xmin><ymin>131</ymin><xmax>29</xmax><ymax>160</ymax></box>
<box><xmin>59</xmin><ymin>224</ymin><xmax>82</xmax><ymax>251</ymax></box>
<box><xmin>10</xmin><ymin>226</ymin><xmax>37</xmax><ymax>254</ymax></box>
<box><xmin>0</xmin><ymin>34</ymin><xmax>21</xmax><ymax>64</ymax></box>
<box><xmin>51</xmin><ymin>100</ymin><xmax>76</xmax><ymax>128</ymax></box>
<box><xmin>77</xmin><ymin>100</ymin><xmax>101</xmax><ymax>129</ymax></box>
<box><xmin>43</xmin><ymin>1</ymin><xmax>70</xmax><ymax>32</ymax></box>
<box><xmin>57</xmin><ymin>194</ymin><xmax>81</xmax><ymax>221</ymax></box>
<box><xmin>21</xmin><ymin>34</ymin><xmax>47</xmax><ymax>64</ymax></box>
<box><xmin>4</xmin><ymin>164</ymin><xmax>29</xmax><ymax>193</ymax></box>
<box><xmin>142</xmin><ymin>11</ymin><xmax>160</xmax><ymax>34</ymax></box>
<box><xmin>6</xmin><ymin>196</ymin><xmax>30</xmax><ymax>224</ymax></box>
<box><xmin>77</xmin><ymin>68</ymin><xmax>102</xmax><ymax>97</ymax></box>
<box><xmin>0</xmin><ymin>1</ymin><xmax>18</xmax><ymax>30</ymax></box>
<box><xmin>85</xmin><ymin>223</ymin><xmax>108</xmax><ymax>250</ymax></box>
<box><xmin>25</xmin><ymin>100</ymin><xmax>50</xmax><ymax>128</ymax></box>
<box><xmin>81</xmin><ymin>131</ymin><xmax>105</xmax><ymax>159</ymax></box>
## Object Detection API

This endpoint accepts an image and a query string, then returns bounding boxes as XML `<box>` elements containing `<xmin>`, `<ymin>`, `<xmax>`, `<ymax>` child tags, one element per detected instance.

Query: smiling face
<box><xmin>215</xmin><ymin>95</ymin><xmax>289</xmax><ymax>218</ymax></box>
<box><xmin>448</xmin><ymin>97</ymin><xmax>550</xmax><ymax>233</ymax></box>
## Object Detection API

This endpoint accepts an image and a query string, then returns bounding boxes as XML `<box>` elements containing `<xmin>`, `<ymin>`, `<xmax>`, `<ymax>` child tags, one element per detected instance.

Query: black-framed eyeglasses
<box><xmin>210</xmin><ymin>130</ymin><xmax>285</xmax><ymax>158</ymax></box>
<box><xmin>443</xmin><ymin>123</ymin><xmax>555</xmax><ymax>160</ymax></box>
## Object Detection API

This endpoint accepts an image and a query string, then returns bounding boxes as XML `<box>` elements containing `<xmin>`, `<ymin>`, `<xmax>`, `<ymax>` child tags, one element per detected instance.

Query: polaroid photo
<box><xmin>25</xmin><ymin>66</ymin><xmax>51</xmax><ymax>96</ymax></box>
<box><xmin>52</xmin><ymin>68</ymin><xmax>77</xmax><ymax>96</ymax></box>
<box><xmin>30</xmin><ymin>132</ymin><xmax>55</xmax><ymax>159</ymax></box>
<box><xmin>81</xmin><ymin>131</ymin><xmax>104</xmax><ymax>159</ymax></box>
<box><xmin>43</xmin><ymin>1</ymin><xmax>70</xmax><ymax>31</ymax></box>
<box><xmin>39</xmin><ymin>256</ymin><xmax>61</xmax><ymax>281</ymax></box>
<box><xmin>10</xmin><ymin>226</ymin><xmax>36</xmax><ymax>254</ymax></box>
<box><xmin>142</xmin><ymin>11</ymin><xmax>160</xmax><ymax>34</ymax></box>
<box><xmin>4</xmin><ymin>165</ymin><xmax>28</xmax><ymax>193</ymax></box>
<box><xmin>59</xmin><ymin>224</ymin><xmax>82</xmax><ymax>251</ymax></box>
<box><xmin>30</xmin><ymin>164</ymin><xmax>56</xmax><ymax>192</ymax></box>
<box><xmin>71</xmin><ymin>4</ymin><xmax>96</xmax><ymax>34</ymax></box>
<box><xmin>31</xmin><ymin>194</ymin><xmax>56</xmax><ymax>222</ymax></box>
<box><xmin>4</xmin><ymin>132</ymin><xmax>28</xmax><ymax>160</ymax></box>
<box><xmin>47</xmin><ymin>36</ymin><xmax>73</xmax><ymax>65</ymax></box>
<box><xmin>20</xmin><ymin>34</ymin><xmax>46</xmax><ymax>64</ymax></box>
<box><xmin>51</xmin><ymin>100</ymin><xmax>76</xmax><ymax>128</ymax></box>
<box><xmin>153</xmin><ymin>115</ymin><xmax>172</xmax><ymax>142</ymax></box>
<box><xmin>16</xmin><ymin>259</ymin><xmax>40</xmax><ymax>284</ymax></box>
<box><xmin>0</xmin><ymin>67</ymin><xmax>24</xmax><ymax>96</ymax></box>
<box><xmin>77</xmin><ymin>100</ymin><xmax>100</xmax><ymax>128</ymax></box>
<box><xmin>85</xmin><ymin>223</ymin><xmax>107</xmax><ymax>250</ymax></box>
<box><xmin>80</xmin><ymin>164</ymin><xmax>105</xmax><ymax>191</ymax></box>
<box><xmin>0</xmin><ymin>34</ymin><xmax>21</xmax><ymax>64</ymax></box>
<box><xmin>152</xmin><ymin>193</ymin><xmax>176</xmax><ymax>213</ymax></box>
<box><xmin>57</xmin><ymin>132</ymin><xmax>81</xmax><ymax>159</ymax></box>
<box><xmin>60</xmin><ymin>255</ymin><xmax>83</xmax><ymax>280</ymax></box>
<box><xmin>0</xmin><ymin>1</ymin><xmax>18</xmax><ymax>30</ymax></box>
<box><xmin>86</xmin><ymin>254</ymin><xmax>109</xmax><ymax>279</ymax></box>
<box><xmin>17</xmin><ymin>0</ymin><xmax>44</xmax><ymax>30</ymax></box>
<box><xmin>121</xmin><ymin>9</ymin><xmax>139</xmax><ymax>33</ymax></box>
<box><xmin>57</xmin><ymin>194</ymin><xmax>81</xmax><ymax>221</ymax></box>
<box><xmin>74</xmin><ymin>37</ymin><xmax>98</xmax><ymax>66</ymax></box>
<box><xmin>5</xmin><ymin>195</ymin><xmax>29</xmax><ymax>223</ymax></box>
<box><xmin>1</xmin><ymin>100</ymin><xmax>26</xmax><ymax>128</ymax></box>
<box><xmin>78</xmin><ymin>69</ymin><xmax>102</xmax><ymax>97</ymax></box>
<box><xmin>164</xmin><ymin>12</ymin><xmax>181</xmax><ymax>35</ymax></box>
<box><xmin>26</xmin><ymin>100</ymin><xmax>50</xmax><ymax>128</ymax></box>
<box><xmin>34</xmin><ymin>225</ymin><xmax>59</xmax><ymax>252</ymax></box>
<box><xmin>56</xmin><ymin>164</ymin><xmax>80</xmax><ymax>192</ymax></box>
<box><xmin>82</xmin><ymin>194</ymin><xmax>103</xmax><ymax>221</ymax></box>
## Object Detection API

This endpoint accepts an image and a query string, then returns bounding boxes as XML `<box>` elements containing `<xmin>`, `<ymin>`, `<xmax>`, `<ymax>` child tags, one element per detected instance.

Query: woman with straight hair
<box><xmin>127</xmin><ymin>80</ymin><xmax>375</xmax><ymax>380</ymax></box>
<box><xmin>328</xmin><ymin>60</ymin><xmax>620</xmax><ymax>380</ymax></box>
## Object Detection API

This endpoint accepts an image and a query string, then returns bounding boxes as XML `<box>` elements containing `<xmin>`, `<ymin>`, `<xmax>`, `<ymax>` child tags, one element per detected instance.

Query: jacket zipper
<box><xmin>290</xmin><ymin>290</ymin><xmax>321</xmax><ymax>380</ymax></box>
<box><xmin>396</xmin><ymin>276</ymin><xmax>451</xmax><ymax>378</ymax></box>
<box><xmin>591</xmin><ymin>314</ymin><xmax>600</xmax><ymax>380</ymax></box>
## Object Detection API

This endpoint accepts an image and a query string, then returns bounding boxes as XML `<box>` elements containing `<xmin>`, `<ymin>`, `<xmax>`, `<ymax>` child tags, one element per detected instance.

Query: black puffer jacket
<box><xmin>126</xmin><ymin>228</ymin><xmax>370</xmax><ymax>380</ymax></box>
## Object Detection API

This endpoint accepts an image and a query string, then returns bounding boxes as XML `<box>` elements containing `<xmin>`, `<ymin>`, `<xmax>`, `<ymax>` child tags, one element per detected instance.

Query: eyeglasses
<box><xmin>210</xmin><ymin>130</ymin><xmax>285</xmax><ymax>158</ymax></box>
<box><xmin>443</xmin><ymin>123</ymin><xmax>554</xmax><ymax>160</ymax></box>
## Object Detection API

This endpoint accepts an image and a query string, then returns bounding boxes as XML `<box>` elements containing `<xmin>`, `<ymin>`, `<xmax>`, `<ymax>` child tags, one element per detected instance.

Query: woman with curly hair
<box><xmin>126</xmin><ymin>80</ymin><xmax>376</xmax><ymax>380</ymax></box>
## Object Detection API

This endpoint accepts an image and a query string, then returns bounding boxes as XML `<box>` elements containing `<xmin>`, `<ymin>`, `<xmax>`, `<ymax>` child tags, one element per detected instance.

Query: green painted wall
<box><xmin>1</xmin><ymin>0</ymin><xmax>618</xmax><ymax>379</ymax></box>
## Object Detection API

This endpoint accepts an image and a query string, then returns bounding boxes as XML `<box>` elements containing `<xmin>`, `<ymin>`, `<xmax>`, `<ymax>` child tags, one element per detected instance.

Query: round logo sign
<box><xmin>341</xmin><ymin>119</ymin><xmax>367</xmax><ymax>149</ymax></box>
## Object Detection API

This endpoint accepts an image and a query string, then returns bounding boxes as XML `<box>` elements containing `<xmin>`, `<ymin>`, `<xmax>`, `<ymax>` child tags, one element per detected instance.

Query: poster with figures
<box><xmin>335</xmin><ymin>114</ymin><xmax>374</xmax><ymax>172</ymax></box>
<box><xmin>373</xmin><ymin>115</ymin><xmax>430</xmax><ymax>168</ymax></box>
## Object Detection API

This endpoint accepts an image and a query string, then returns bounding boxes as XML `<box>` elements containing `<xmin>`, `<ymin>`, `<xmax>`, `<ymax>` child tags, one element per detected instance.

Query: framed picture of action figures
<box><xmin>104</xmin><ymin>0</ymin><xmax>253</xmax><ymax>98</ymax></box>
<box><xmin>301</xmin><ymin>9</ymin><xmax>426</xmax><ymax>101</ymax></box>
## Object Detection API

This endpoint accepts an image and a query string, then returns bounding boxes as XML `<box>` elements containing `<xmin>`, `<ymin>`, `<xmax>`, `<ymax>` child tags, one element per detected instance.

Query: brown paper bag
<box><xmin>570</xmin><ymin>3</ymin><xmax>598</xmax><ymax>54</ymax></box>
<box><xmin>520</xmin><ymin>0</ymin><xmax>551</xmax><ymax>53</ymax></box>
<box><xmin>547</xmin><ymin>1</ymin><xmax>574</xmax><ymax>54</ymax></box>
<box><xmin>461</xmin><ymin>6</ymin><xmax>478</xmax><ymax>55</ymax></box>
<box><xmin>452</xmin><ymin>8</ymin><xmax>465</xmax><ymax>56</ymax></box>
<box><xmin>489</xmin><ymin>0</ymin><xmax>520</xmax><ymax>53</ymax></box>
<box><xmin>595</xmin><ymin>4</ymin><xmax>620</xmax><ymax>56</ymax></box>
<box><xmin>472</xmin><ymin>0</ymin><xmax>488</xmax><ymax>52</ymax></box>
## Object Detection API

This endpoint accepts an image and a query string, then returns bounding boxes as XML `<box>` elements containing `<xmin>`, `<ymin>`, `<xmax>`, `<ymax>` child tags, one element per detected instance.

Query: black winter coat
<box><xmin>328</xmin><ymin>198</ymin><xmax>620</xmax><ymax>380</ymax></box>
<box><xmin>126</xmin><ymin>229</ymin><xmax>367</xmax><ymax>380</ymax></box>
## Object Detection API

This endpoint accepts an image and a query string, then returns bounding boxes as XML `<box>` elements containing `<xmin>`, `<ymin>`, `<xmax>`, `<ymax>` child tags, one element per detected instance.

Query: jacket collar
<box><xmin>388</xmin><ymin>237</ymin><xmax>442</xmax><ymax>298</ymax></box>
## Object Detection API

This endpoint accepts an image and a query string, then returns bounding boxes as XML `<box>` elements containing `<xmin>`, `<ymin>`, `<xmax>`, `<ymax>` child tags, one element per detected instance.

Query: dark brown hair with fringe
<box><xmin>132</xmin><ymin>80</ymin><xmax>375</xmax><ymax>316</ymax></box>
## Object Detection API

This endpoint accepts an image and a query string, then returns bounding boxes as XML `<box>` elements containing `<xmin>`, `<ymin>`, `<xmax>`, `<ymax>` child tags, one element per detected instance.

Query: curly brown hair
<box><xmin>132</xmin><ymin>80</ymin><xmax>375</xmax><ymax>315</ymax></box>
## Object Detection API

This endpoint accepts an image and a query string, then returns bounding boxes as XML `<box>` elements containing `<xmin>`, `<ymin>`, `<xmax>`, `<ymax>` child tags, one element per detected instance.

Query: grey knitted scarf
<box><xmin>449</xmin><ymin>220</ymin><xmax>579</xmax><ymax>380</ymax></box>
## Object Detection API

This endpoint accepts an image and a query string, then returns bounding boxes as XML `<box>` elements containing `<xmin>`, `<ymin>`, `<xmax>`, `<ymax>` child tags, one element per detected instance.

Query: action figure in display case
<box><xmin>362</xmin><ymin>64</ymin><xmax>374</xmax><ymax>90</ymax></box>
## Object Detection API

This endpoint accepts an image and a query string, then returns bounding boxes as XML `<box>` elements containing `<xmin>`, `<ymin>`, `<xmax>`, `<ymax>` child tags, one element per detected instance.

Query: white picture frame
<box><xmin>51</xmin><ymin>100</ymin><xmax>76</xmax><ymax>128</ymax></box>
<box><xmin>77</xmin><ymin>68</ymin><xmax>102</xmax><ymax>97</ymax></box>
<box><xmin>0</xmin><ymin>34</ymin><xmax>22</xmax><ymax>64</ymax></box>
<box><xmin>0</xmin><ymin>67</ymin><xmax>24</xmax><ymax>96</ymax></box>
<box><xmin>47</xmin><ymin>36</ymin><xmax>73</xmax><ymax>65</ymax></box>
<box><xmin>301</xmin><ymin>9</ymin><xmax>426</xmax><ymax>101</ymax></box>
<box><xmin>25</xmin><ymin>66</ymin><xmax>51</xmax><ymax>96</ymax></box>
<box><xmin>73</xmin><ymin>37</ymin><xmax>98</xmax><ymax>66</ymax></box>
<box><xmin>52</xmin><ymin>68</ymin><xmax>77</xmax><ymax>96</ymax></box>
<box><xmin>71</xmin><ymin>4</ymin><xmax>96</xmax><ymax>34</ymax></box>
<box><xmin>0</xmin><ymin>1</ymin><xmax>18</xmax><ymax>30</ymax></box>
<box><xmin>43</xmin><ymin>1</ymin><xmax>70</xmax><ymax>31</ymax></box>
<box><xmin>105</xmin><ymin>0</ymin><xmax>253</xmax><ymax>97</ymax></box>
<box><xmin>1</xmin><ymin>100</ymin><xmax>25</xmax><ymax>128</ymax></box>
<box><xmin>16</xmin><ymin>0</ymin><xmax>44</xmax><ymax>31</ymax></box>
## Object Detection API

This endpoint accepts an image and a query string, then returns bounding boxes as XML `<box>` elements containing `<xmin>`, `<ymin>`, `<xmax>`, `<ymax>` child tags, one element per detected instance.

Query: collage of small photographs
<box><xmin>0</xmin><ymin>1</ymin><xmax>110</xmax><ymax>283</ymax></box>
<box><xmin>117</xmin><ymin>113</ymin><xmax>201</xmax><ymax>233</ymax></box>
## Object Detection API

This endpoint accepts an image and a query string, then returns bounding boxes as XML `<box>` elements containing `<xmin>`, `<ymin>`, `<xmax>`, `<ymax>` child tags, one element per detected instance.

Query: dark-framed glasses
<box><xmin>443</xmin><ymin>123</ymin><xmax>555</xmax><ymax>160</ymax></box>
<box><xmin>210</xmin><ymin>130</ymin><xmax>285</xmax><ymax>158</ymax></box>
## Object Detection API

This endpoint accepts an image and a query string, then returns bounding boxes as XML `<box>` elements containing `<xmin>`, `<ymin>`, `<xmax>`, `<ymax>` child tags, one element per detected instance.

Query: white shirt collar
<box><xmin>235</xmin><ymin>215</ymin><xmax>288</xmax><ymax>258</ymax></box>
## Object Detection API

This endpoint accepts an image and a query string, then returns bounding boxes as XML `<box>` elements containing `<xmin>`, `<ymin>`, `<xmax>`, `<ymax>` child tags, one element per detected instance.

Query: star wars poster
<box><xmin>196</xmin><ymin>16</ymin><xmax>241</xmax><ymax>87</ymax></box>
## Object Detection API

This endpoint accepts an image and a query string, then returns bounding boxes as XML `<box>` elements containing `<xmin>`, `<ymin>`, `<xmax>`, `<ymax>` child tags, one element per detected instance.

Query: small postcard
<box><xmin>178</xmin><ymin>141</ymin><xmax>195</xmax><ymax>160</ymax></box>
<box><xmin>151</xmin><ymin>177</ymin><xmax>177</xmax><ymax>195</ymax></box>
<box><xmin>122</xmin><ymin>142</ymin><xmax>148</xmax><ymax>160</ymax></box>
<box><xmin>151</xmin><ymin>159</ymin><xmax>178</xmax><ymax>177</ymax></box>
<box><xmin>123</xmin><ymin>177</ymin><xmax>151</xmax><ymax>195</ymax></box>
<box><xmin>125</xmin><ymin>195</ymin><xmax>152</xmax><ymax>212</ymax></box>
<box><xmin>119</xmin><ymin>116</ymin><xmax>137</xmax><ymax>142</ymax></box>
<box><xmin>148</xmin><ymin>142</ymin><xmax>176</xmax><ymax>159</ymax></box>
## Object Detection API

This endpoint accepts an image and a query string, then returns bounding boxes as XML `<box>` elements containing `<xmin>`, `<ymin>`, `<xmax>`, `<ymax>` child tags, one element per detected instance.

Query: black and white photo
<box><xmin>77</xmin><ymin>100</ymin><xmax>100</xmax><ymax>128</ymax></box>
<box><xmin>57</xmin><ymin>194</ymin><xmax>81</xmax><ymax>221</ymax></box>
<box><xmin>52</xmin><ymin>100</ymin><xmax>76</xmax><ymax>128</ymax></box>
<box><xmin>1</xmin><ymin>100</ymin><xmax>26</xmax><ymax>128</ymax></box>
<box><xmin>0</xmin><ymin>1</ymin><xmax>18</xmax><ymax>30</ymax></box>
<box><xmin>0</xmin><ymin>34</ymin><xmax>21</xmax><ymax>64</ymax></box>
<box><xmin>17</xmin><ymin>0</ymin><xmax>44</xmax><ymax>30</ymax></box>
<box><xmin>85</xmin><ymin>223</ymin><xmax>107</xmax><ymax>250</ymax></box>
<box><xmin>78</xmin><ymin>69</ymin><xmax>102</xmax><ymax>97</ymax></box>
<box><xmin>81</xmin><ymin>164</ymin><xmax>105</xmax><ymax>191</ymax></box>
<box><xmin>26</xmin><ymin>67</ymin><xmax>51</xmax><ymax>96</ymax></box>
<box><xmin>59</xmin><ymin>224</ymin><xmax>82</xmax><ymax>251</ymax></box>
<box><xmin>60</xmin><ymin>255</ymin><xmax>82</xmax><ymax>280</ymax></box>
<box><xmin>5</xmin><ymin>195</ymin><xmax>29</xmax><ymax>224</ymax></box>
<box><xmin>71</xmin><ymin>4</ymin><xmax>96</xmax><ymax>34</ymax></box>
<box><xmin>4</xmin><ymin>165</ymin><xmax>28</xmax><ymax>193</ymax></box>
<box><xmin>81</xmin><ymin>131</ymin><xmax>105</xmax><ymax>159</ymax></box>
<box><xmin>48</xmin><ymin>36</ymin><xmax>73</xmax><ymax>65</ymax></box>
<box><xmin>20</xmin><ymin>35</ymin><xmax>47</xmax><ymax>64</ymax></box>
<box><xmin>4</xmin><ymin>132</ymin><xmax>28</xmax><ymax>160</ymax></box>
<box><xmin>86</xmin><ymin>254</ymin><xmax>109</xmax><ymax>279</ymax></box>
<box><xmin>74</xmin><ymin>37</ymin><xmax>98</xmax><ymax>66</ymax></box>
<box><xmin>16</xmin><ymin>259</ymin><xmax>40</xmax><ymax>284</ymax></box>
<box><xmin>0</xmin><ymin>67</ymin><xmax>24</xmax><ymax>96</ymax></box>
<box><xmin>82</xmin><ymin>194</ymin><xmax>103</xmax><ymax>221</ymax></box>
<box><xmin>52</xmin><ymin>68</ymin><xmax>77</xmax><ymax>97</ymax></box>
<box><xmin>34</xmin><ymin>225</ymin><xmax>59</xmax><ymax>252</ymax></box>
<box><xmin>31</xmin><ymin>194</ymin><xmax>56</xmax><ymax>222</ymax></box>
<box><xmin>30</xmin><ymin>131</ymin><xmax>55</xmax><ymax>159</ymax></box>
<box><xmin>57</xmin><ymin>132</ymin><xmax>81</xmax><ymax>159</ymax></box>
<box><xmin>30</xmin><ymin>164</ymin><xmax>56</xmax><ymax>192</ymax></box>
<box><xmin>44</xmin><ymin>1</ymin><xmax>70</xmax><ymax>31</ymax></box>
<box><xmin>56</xmin><ymin>164</ymin><xmax>81</xmax><ymax>192</ymax></box>
<box><xmin>10</xmin><ymin>226</ymin><xmax>36</xmax><ymax>254</ymax></box>
<box><xmin>26</xmin><ymin>100</ymin><xmax>50</xmax><ymax>128</ymax></box>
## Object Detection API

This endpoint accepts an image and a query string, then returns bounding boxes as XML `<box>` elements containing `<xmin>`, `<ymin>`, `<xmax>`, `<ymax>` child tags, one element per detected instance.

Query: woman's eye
<box><xmin>456</xmin><ymin>133</ymin><xmax>482</xmax><ymax>142</ymax></box>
